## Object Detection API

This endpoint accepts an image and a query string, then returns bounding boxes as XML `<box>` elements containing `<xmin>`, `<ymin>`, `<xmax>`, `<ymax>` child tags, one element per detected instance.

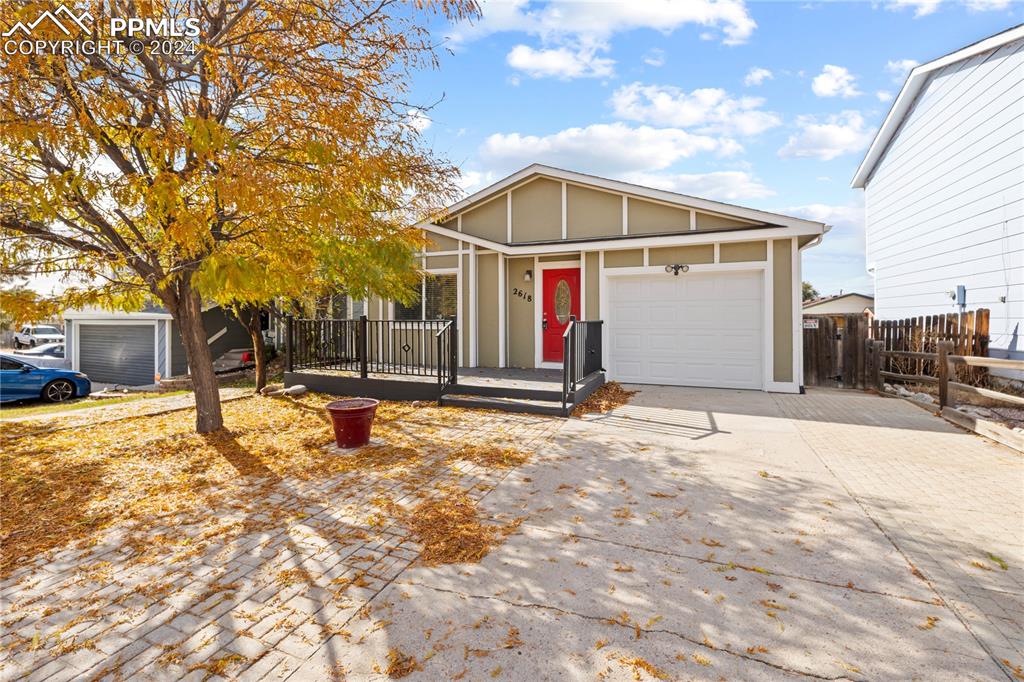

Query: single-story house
<box><xmin>803</xmin><ymin>292</ymin><xmax>875</xmax><ymax>316</ymax></box>
<box><xmin>64</xmin><ymin>305</ymin><xmax>251</xmax><ymax>386</ymax></box>
<box><xmin>360</xmin><ymin>165</ymin><xmax>829</xmax><ymax>393</ymax></box>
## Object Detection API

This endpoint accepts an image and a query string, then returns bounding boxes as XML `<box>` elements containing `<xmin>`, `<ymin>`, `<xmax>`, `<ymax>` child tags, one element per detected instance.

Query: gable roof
<box><xmin>803</xmin><ymin>292</ymin><xmax>874</xmax><ymax>310</ymax></box>
<box><xmin>438</xmin><ymin>164</ymin><xmax>827</xmax><ymax>231</ymax></box>
<box><xmin>852</xmin><ymin>24</ymin><xmax>1024</xmax><ymax>189</ymax></box>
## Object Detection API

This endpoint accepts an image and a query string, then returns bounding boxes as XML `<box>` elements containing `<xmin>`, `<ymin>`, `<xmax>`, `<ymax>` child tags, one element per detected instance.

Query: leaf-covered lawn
<box><xmin>0</xmin><ymin>395</ymin><xmax>535</xmax><ymax>578</ymax></box>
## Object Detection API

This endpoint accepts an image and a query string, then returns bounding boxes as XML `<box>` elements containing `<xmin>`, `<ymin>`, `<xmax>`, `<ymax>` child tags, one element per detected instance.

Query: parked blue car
<box><xmin>0</xmin><ymin>354</ymin><xmax>91</xmax><ymax>403</ymax></box>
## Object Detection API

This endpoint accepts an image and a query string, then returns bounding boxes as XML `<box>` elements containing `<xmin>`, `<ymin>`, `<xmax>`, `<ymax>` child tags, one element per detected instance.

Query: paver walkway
<box><xmin>1</xmin><ymin>387</ymin><xmax>1021</xmax><ymax>681</ymax></box>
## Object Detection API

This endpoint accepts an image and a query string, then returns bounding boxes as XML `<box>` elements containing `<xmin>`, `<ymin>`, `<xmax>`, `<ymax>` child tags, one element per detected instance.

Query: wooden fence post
<box><xmin>872</xmin><ymin>340</ymin><xmax>884</xmax><ymax>392</ymax></box>
<box><xmin>937</xmin><ymin>340</ymin><xmax>952</xmax><ymax>408</ymax></box>
<box><xmin>864</xmin><ymin>338</ymin><xmax>875</xmax><ymax>391</ymax></box>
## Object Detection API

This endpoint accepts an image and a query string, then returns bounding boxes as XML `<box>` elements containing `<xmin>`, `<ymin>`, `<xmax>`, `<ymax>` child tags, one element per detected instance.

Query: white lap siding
<box><xmin>864</xmin><ymin>36</ymin><xmax>1024</xmax><ymax>358</ymax></box>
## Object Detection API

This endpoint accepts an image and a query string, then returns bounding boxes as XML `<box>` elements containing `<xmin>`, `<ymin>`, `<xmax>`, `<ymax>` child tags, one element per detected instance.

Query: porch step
<box><xmin>445</xmin><ymin>382</ymin><xmax>563</xmax><ymax>402</ymax></box>
<box><xmin>439</xmin><ymin>394</ymin><xmax>568</xmax><ymax>416</ymax></box>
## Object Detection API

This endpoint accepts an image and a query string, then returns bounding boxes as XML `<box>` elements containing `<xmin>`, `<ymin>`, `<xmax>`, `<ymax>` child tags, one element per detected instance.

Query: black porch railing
<box><xmin>286</xmin><ymin>316</ymin><xmax>457</xmax><ymax>391</ymax></box>
<box><xmin>561</xmin><ymin>316</ymin><xmax>604</xmax><ymax>414</ymax></box>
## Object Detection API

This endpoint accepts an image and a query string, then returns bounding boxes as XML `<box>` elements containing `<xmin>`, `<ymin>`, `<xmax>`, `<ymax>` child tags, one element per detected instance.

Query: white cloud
<box><xmin>811</xmin><ymin>65</ymin><xmax>862</xmax><ymax>98</ymax></box>
<box><xmin>449</xmin><ymin>0</ymin><xmax>757</xmax><ymax>47</ymax></box>
<box><xmin>787</xmin><ymin>200</ymin><xmax>873</xmax><ymax>294</ymax></box>
<box><xmin>643</xmin><ymin>48</ymin><xmax>666</xmax><ymax>67</ymax></box>
<box><xmin>875</xmin><ymin>90</ymin><xmax>893</xmax><ymax>102</ymax></box>
<box><xmin>887</xmin><ymin>0</ymin><xmax>943</xmax><ymax>16</ymax></box>
<box><xmin>743</xmin><ymin>67</ymin><xmax>773</xmax><ymax>87</ymax></box>
<box><xmin>479</xmin><ymin>122</ymin><xmax>742</xmax><ymax>176</ymax></box>
<box><xmin>506</xmin><ymin>44</ymin><xmax>614</xmax><ymax>79</ymax></box>
<box><xmin>622</xmin><ymin>170</ymin><xmax>775</xmax><ymax>201</ymax></box>
<box><xmin>405</xmin><ymin>108</ymin><xmax>431</xmax><ymax>132</ymax></box>
<box><xmin>610</xmin><ymin>82</ymin><xmax>781</xmax><ymax>136</ymax></box>
<box><xmin>778</xmin><ymin>111</ymin><xmax>873</xmax><ymax>161</ymax></box>
<box><xmin>456</xmin><ymin>170</ymin><xmax>498</xmax><ymax>196</ymax></box>
<box><xmin>885</xmin><ymin>0</ymin><xmax>1010</xmax><ymax>15</ymax></box>
<box><xmin>885</xmin><ymin>58</ymin><xmax>919</xmax><ymax>82</ymax></box>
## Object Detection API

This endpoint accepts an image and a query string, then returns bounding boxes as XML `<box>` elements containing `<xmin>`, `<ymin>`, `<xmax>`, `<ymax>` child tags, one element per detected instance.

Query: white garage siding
<box><xmin>864</xmin><ymin>36</ymin><xmax>1024</xmax><ymax>358</ymax></box>
<box><xmin>608</xmin><ymin>271</ymin><xmax>764</xmax><ymax>389</ymax></box>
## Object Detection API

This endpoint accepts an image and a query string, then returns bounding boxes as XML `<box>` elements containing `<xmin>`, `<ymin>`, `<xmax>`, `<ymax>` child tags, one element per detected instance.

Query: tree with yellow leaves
<box><xmin>0</xmin><ymin>1</ymin><xmax>475</xmax><ymax>432</ymax></box>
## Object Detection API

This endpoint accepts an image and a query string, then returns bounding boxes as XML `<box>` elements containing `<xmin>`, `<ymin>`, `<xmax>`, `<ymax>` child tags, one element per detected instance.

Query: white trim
<box><xmin>714</xmin><ymin>242</ymin><xmax>721</xmax><ymax>263</ymax></box>
<box><xmin>439</xmin><ymin>164</ymin><xmax>826</xmax><ymax>230</ymax></box>
<box><xmin>533</xmin><ymin>255</ymin><xmax>541</xmax><ymax>369</ymax></box>
<box><xmin>642</xmin><ymin>248</ymin><xmax>649</xmax><ymax>266</ymax></box>
<box><xmin>765</xmin><ymin>240</ymin><xmax>775</xmax><ymax>391</ymax></box>
<box><xmin>622</xmin><ymin>196</ymin><xmax>628</xmax><ymax>235</ymax></box>
<box><xmin>456</xmin><ymin>253</ymin><xmax>464</xmax><ymax>366</ymax></box>
<box><xmin>64</xmin><ymin>310</ymin><xmax>171</xmax><ymax>320</ymax></box>
<box><xmin>852</xmin><ymin>25</ymin><xmax>1024</xmax><ymax>188</ymax></box>
<box><xmin>420</xmin><ymin>221</ymin><xmax>825</xmax><ymax>256</ymax></box>
<box><xmin>457</xmin><ymin>214</ymin><xmax>462</xmax><ymax>232</ymax></box>
<box><xmin>533</xmin><ymin>259</ymin><xmax>582</xmax><ymax>368</ymax></box>
<box><xmin>580</xmin><ymin>252</ymin><xmax>587</xmax><ymax>320</ymax></box>
<box><xmin>792</xmin><ymin>239</ymin><xmax>802</xmax><ymax>390</ymax></box>
<box><xmin>498</xmin><ymin>255</ymin><xmax>506</xmax><ymax>368</ymax></box>
<box><xmin>419</xmin><ymin>249</ymin><xmax>463</xmax><ymax>257</ymax></box>
<box><xmin>165</xmin><ymin>319</ymin><xmax>173</xmax><ymax>378</ymax></box>
<box><xmin>599</xmin><ymin>250</ymin><xmax>608</xmax><ymax>372</ymax></box>
<box><xmin>469</xmin><ymin>243</ymin><xmax>478</xmax><ymax>367</ymax></box>
<box><xmin>207</xmin><ymin>327</ymin><xmax>227</xmax><ymax>345</ymax></box>
<box><xmin>506</xmin><ymin>191</ymin><xmax>512</xmax><ymax>243</ymax></box>
<box><xmin>689</xmin><ymin>210</ymin><xmax>697</xmax><ymax>231</ymax></box>
<box><xmin>561</xmin><ymin>182</ymin><xmax>567</xmax><ymax>240</ymax></box>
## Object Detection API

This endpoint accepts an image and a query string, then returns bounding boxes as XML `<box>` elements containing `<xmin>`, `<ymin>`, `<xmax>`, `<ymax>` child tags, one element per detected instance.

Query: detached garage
<box><xmin>64</xmin><ymin>306</ymin><xmax>251</xmax><ymax>387</ymax></box>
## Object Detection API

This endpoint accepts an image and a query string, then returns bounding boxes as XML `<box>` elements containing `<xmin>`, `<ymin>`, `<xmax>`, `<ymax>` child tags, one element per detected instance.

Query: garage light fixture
<box><xmin>664</xmin><ymin>264</ymin><xmax>689</xmax><ymax>276</ymax></box>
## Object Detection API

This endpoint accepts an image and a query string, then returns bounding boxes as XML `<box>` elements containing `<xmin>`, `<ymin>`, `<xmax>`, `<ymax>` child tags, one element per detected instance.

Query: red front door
<box><xmin>542</xmin><ymin>268</ymin><xmax>581</xmax><ymax>363</ymax></box>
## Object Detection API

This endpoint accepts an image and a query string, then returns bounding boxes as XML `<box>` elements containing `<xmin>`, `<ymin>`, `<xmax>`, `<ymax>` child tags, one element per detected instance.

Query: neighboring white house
<box><xmin>852</xmin><ymin>24</ymin><xmax>1024</xmax><ymax>363</ymax></box>
<box><xmin>803</xmin><ymin>292</ymin><xmax>874</xmax><ymax>316</ymax></box>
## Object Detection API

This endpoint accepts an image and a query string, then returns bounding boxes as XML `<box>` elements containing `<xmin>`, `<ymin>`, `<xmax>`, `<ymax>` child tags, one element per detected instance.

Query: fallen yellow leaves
<box><xmin>0</xmin><ymin>394</ymin><xmax>536</xmax><ymax>577</ymax></box>
<box><xmin>572</xmin><ymin>382</ymin><xmax>637</xmax><ymax>416</ymax></box>
<box><xmin>918</xmin><ymin>615</ymin><xmax>940</xmax><ymax>630</ymax></box>
<box><xmin>383</xmin><ymin>648</ymin><xmax>420</xmax><ymax>678</ymax></box>
<box><xmin>399</xmin><ymin>488</ymin><xmax>522</xmax><ymax>566</ymax></box>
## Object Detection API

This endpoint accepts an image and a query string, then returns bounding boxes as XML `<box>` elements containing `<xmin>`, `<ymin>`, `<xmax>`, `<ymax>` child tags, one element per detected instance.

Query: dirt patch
<box><xmin>573</xmin><ymin>382</ymin><xmax>637</xmax><ymax>416</ymax></box>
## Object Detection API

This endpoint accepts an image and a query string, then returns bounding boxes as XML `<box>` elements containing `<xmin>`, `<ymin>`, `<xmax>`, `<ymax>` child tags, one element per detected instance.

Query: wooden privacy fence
<box><xmin>865</xmin><ymin>340</ymin><xmax>1024</xmax><ymax>409</ymax></box>
<box><xmin>871</xmin><ymin>309</ymin><xmax>990</xmax><ymax>383</ymax></box>
<box><xmin>803</xmin><ymin>308</ymin><xmax>992</xmax><ymax>390</ymax></box>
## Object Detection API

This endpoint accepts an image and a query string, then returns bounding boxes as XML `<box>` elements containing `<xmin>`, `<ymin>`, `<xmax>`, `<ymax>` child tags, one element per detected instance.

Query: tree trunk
<box><xmin>169</xmin><ymin>288</ymin><xmax>223</xmax><ymax>433</ymax></box>
<box><xmin>241</xmin><ymin>306</ymin><xmax>268</xmax><ymax>392</ymax></box>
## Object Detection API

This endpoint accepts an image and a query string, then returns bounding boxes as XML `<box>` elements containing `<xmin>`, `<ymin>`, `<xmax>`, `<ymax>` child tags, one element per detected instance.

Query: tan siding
<box><xmin>425</xmin><ymin>254</ymin><xmax>458</xmax><ymax>269</ymax></box>
<box><xmin>648</xmin><ymin>244</ymin><xmax>714</xmax><ymax>266</ymax></box>
<box><xmin>604</xmin><ymin>249</ymin><xmax>644</xmax><ymax>267</ymax></box>
<box><xmin>696</xmin><ymin>212</ymin><xmax>757</xmax><ymax>230</ymax></box>
<box><xmin>567</xmin><ymin>185</ymin><xmax>622</xmax><ymax>239</ymax></box>
<box><xmin>720</xmin><ymin>240</ymin><xmax>767</xmax><ymax>262</ymax></box>
<box><xmin>476</xmin><ymin>253</ymin><xmax>499</xmax><ymax>367</ymax></box>
<box><xmin>511</xmin><ymin>178</ymin><xmax>562</xmax><ymax>243</ymax></box>
<box><xmin>628</xmin><ymin>199</ymin><xmax>690</xmax><ymax>235</ymax></box>
<box><xmin>773</xmin><ymin>239</ymin><xmax>794</xmax><ymax>383</ymax></box>
<box><xmin>585</xmin><ymin>252</ymin><xmax>599</xmax><ymax>321</ymax></box>
<box><xmin>441</xmin><ymin>218</ymin><xmax>458</xmax><ymax>231</ymax></box>
<box><xmin>539</xmin><ymin>254</ymin><xmax>579</xmax><ymax>262</ymax></box>
<box><xmin>461</xmin><ymin>254</ymin><xmax>470</xmax><ymax>362</ymax></box>
<box><xmin>368</xmin><ymin>295</ymin><xmax>383</xmax><ymax>320</ymax></box>
<box><xmin>506</xmin><ymin>258</ymin><xmax>535</xmax><ymax>368</ymax></box>
<box><xmin>461</xmin><ymin>196</ymin><xmax>507</xmax><ymax>243</ymax></box>
<box><xmin>425</xmin><ymin>232</ymin><xmax>459</xmax><ymax>252</ymax></box>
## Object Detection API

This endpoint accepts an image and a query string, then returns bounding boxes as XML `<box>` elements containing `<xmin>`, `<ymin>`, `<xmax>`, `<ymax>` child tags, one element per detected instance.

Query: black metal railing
<box><xmin>287</xmin><ymin>316</ymin><xmax>457</xmax><ymax>389</ymax></box>
<box><xmin>561</xmin><ymin>316</ymin><xmax>604</xmax><ymax>414</ymax></box>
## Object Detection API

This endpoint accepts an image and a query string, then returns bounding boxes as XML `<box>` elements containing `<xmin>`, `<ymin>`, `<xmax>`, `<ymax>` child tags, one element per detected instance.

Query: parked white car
<box><xmin>13</xmin><ymin>324</ymin><xmax>64</xmax><ymax>349</ymax></box>
<box><xmin>11</xmin><ymin>342</ymin><xmax>70</xmax><ymax>369</ymax></box>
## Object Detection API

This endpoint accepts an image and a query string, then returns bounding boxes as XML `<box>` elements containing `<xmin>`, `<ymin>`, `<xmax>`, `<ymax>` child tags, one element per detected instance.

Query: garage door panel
<box><xmin>79</xmin><ymin>324</ymin><xmax>155</xmax><ymax>386</ymax></box>
<box><xmin>609</xmin><ymin>271</ymin><xmax>764</xmax><ymax>389</ymax></box>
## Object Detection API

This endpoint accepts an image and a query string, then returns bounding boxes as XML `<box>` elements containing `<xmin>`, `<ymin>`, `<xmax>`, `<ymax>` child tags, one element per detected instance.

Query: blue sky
<box><xmin>408</xmin><ymin>0</ymin><xmax>1021</xmax><ymax>296</ymax></box>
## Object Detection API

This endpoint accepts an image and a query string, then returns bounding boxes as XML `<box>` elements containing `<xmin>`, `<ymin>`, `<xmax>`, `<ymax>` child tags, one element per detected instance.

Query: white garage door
<box><xmin>609</xmin><ymin>270</ymin><xmax>763</xmax><ymax>389</ymax></box>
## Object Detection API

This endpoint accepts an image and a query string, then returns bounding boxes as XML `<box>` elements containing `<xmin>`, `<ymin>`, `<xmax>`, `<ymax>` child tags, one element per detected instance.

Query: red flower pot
<box><xmin>325</xmin><ymin>398</ymin><xmax>379</xmax><ymax>449</ymax></box>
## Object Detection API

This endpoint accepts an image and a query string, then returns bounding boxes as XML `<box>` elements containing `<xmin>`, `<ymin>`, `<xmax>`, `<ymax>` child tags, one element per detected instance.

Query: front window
<box><xmin>394</xmin><ymin>274</ymin><xmax>457</xmax><ymax>320</ymax></box>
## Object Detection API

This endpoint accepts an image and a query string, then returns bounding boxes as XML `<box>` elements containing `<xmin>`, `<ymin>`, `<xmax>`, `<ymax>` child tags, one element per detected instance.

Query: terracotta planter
<box><xmin>325</xmin><ymin>398</ymin><xmax>379</xmax><ymax>448</ymax></box>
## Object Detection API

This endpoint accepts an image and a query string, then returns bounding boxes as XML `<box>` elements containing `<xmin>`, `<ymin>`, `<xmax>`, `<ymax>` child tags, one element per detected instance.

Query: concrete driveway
<box><xmin>291</xmin><ymin>387</ymin><xmax>1023</xmax><ymax>681</ymax></box>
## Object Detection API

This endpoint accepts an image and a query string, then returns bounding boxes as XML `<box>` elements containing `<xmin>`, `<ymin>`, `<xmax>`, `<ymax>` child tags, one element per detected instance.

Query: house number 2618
<box><xmin>512</xmin><ymin>287</ymin><xmax>532</xmax><ymax>303</ymax></box>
